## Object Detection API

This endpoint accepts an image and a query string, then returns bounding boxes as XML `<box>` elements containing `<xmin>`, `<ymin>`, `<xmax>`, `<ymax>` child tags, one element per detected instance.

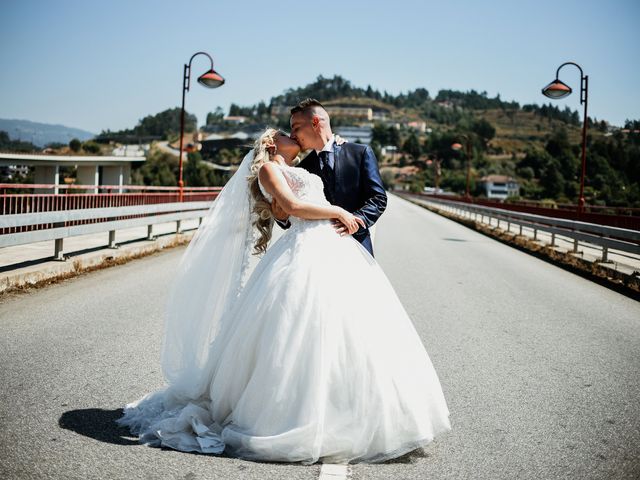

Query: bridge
<box><xmin>1</xmin><ymin>187</ymin><xmax>639</xmax><ymax>479</ymax></box>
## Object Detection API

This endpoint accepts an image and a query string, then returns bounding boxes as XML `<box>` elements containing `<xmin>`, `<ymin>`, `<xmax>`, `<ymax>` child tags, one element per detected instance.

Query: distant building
<box><xmin>435</xmin><ymin>100</ymin><xmax>455</xmax><ymax>109</ymax></box>
<box><xmin>112</xmin><ymin>144</ymin><xmax>149</xmax><ymax>157</ymax></box>
<box><xmin>200</xmin><ymin>130</ymin><xmax>260</xmax><ymax>158</ymax></box>
<box><xmin>478</xmin><ymin>174</ymin><xmax>520</xmax><ymax>200</ymax></box>
<box><xmin>0</xmin><ymin>153</ymin><xmax>145</xmax><ymax>193</ymax></box>
<box><xmin>229</xmin><ymin>131</ymin><xmax>251</xmax><ymax>141</ymax></box>
<box><xmin>371</xmin><ymin>110</ymin><xmax>388</xmax><ymax>121</ymax></box>
<box><xmin>406</xmin><ymin>121</ymin><xmax>427</xmax><ymax>133</ymax></box>
<box><xmin>380</xmin><ymin>165</ymin><xmax>420</xmax><ymax>191</ymax></box>
<box><xmin>270</xmin><ymin>105</ymin><xmax>374</xmax><ymax>121</ymax></box>
<box><xmin>0</xmin><ymin>164</ymin><xmax>29</xmax><ymax>180</ymax></box>
<box><xmin>326</xmin><ymin>106</ymin><xmax>372</xmax><ymax>120</ymax></box>
<box><xmin>334</xmin><ymin>126</ymin><xmax>373</xmax><ymax>145</ymax></box>
<box><xmin>223</xmin><ymin>116</ymin><xmax>247</xmax><ymax>124</ymax></box>
<box><xmin>381</xmin><ymin>145</ymin><xmax>398</xmax><ymax>157</ymax></box>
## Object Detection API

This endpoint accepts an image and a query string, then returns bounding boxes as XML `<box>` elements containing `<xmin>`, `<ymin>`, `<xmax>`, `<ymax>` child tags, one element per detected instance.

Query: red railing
<box><xmin>1</xmin><ymin>183</ymin><xmax>222</xmax><ymax>235</ymax></box>
<box><xmin>405</xmin><ymin>192</ymin><xmax>640</xmax><ymax>231</ymax></box>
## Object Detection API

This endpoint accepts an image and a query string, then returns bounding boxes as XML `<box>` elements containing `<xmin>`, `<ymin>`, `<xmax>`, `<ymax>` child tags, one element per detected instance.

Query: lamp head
<box><xmin>198</xmin><ymin>69</ymin><xmax>225</xmax><ymax>88</ymax></box>
<box><xmin>542</xmin><ymin>78</ymin><xmax>572</xmax><ymax>99</ymax></box>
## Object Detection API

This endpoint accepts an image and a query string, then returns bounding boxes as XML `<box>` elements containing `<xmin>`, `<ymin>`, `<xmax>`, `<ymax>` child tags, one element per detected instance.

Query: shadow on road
<box><xmin>58</xmin><ymin>408</ymin><xmax>431</xmax><ymax>464</ymax></box>
<box><xmin>381</xmin><ymin>447</ymin><xmax>430</xmax><ymax>464</ymax></box>
<box><xmin>59</xmin><ymin>408</ymin><xmax>139</xmax><ymax>446</ymax></box>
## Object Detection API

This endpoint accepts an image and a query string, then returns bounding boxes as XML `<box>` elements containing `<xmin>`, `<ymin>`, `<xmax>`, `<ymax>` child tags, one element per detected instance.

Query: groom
<box><xmin>271</xmin><ymin>98</ymin><xmax>387</xmax><ymax>257</ymax></box>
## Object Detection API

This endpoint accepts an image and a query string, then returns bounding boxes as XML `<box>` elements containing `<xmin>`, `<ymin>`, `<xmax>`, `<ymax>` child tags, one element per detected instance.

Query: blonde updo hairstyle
<box><xmin>247</xmin><ymin>127</ymin><xmax>283</xmax><ymax>255</ymax></box>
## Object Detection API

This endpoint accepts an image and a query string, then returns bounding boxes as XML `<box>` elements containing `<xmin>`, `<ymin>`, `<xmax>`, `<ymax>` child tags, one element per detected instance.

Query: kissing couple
<box><xmin>116</xmin><ymin>98</ymin><xmax>451</xmax><ymax>465</ymax></box>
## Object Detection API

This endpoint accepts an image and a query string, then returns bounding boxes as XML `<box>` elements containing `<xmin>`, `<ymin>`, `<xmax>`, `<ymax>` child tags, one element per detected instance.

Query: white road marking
<box><xmin>318</xmin><ymin>463</ymin><xmax>350</xmax><ymax>480</ymax></box>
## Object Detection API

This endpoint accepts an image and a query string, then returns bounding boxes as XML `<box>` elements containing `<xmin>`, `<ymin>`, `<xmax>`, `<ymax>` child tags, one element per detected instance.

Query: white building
<box><xmin>334</xmin><ymin>126</ymin><xmax>373</xmax><ymax>145</ymax></box>
<box><xmin>223</xmin><ymin>116</ymin><xmax>247</xmax><ymax>124</ymax></box>
<box><xmin>478</xmin><ymin>174</ymin><xmax>520</xmax><ymax>200</ymax></box>
<box><xmin>112</xmin><ymin>144</ymin><xmax>149</xmax><ymax>157</ymax></box>
<box><xmin>0</xmin><ymin>152</ymin><xmax>145</xmax><ymax>193</ymax></box>
<box><xmin>270</xmin><ymin>105</ymin><xmax>374</xmax><ymax>121</ymax></box>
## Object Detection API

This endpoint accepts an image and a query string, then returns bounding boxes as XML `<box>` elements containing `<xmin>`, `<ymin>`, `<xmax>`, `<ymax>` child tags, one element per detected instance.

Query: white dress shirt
<box><xmin>315</xmin><ymin>134</ymin><xmax>335</xmax><ymax>169</ymax></box>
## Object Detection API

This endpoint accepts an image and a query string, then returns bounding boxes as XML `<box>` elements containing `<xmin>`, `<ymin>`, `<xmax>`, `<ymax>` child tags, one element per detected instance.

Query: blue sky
<box><xmin>0</xmin><ymin>0</ymin><xmax>638</xmax><ymax>134</ymax></box>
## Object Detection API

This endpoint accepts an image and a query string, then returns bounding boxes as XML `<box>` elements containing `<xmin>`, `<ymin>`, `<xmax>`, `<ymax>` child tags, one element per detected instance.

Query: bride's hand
<box><xmin>335</xmin><ymin>134</ymin><xmax>348</xmax><ymax>145</ymax></box>
<box><xmin>334</xmin><ymin>209</ymin><xmax>366</xmax><ymax>236</ymax></box>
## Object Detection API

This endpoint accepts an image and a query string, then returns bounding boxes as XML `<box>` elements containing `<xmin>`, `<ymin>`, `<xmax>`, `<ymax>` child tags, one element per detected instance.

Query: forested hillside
<box><xmin>2</xmin><ymin>75</ymin><xmax>637</xmax><ymax>207</ymax></box>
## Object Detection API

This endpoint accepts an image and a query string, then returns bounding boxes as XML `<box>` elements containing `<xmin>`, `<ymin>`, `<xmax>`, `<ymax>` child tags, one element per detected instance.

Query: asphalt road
<box><xmin>1</xmin><ymin>194</ymin><xmax>638</xmax><ymax>480</ymax></box>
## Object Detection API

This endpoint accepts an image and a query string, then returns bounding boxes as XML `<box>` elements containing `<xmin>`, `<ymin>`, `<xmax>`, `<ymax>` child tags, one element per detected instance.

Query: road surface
<box><xmin>1</xmin><ymin>194</ymin><xmax>638</xmax><ymax>479</ymax></box>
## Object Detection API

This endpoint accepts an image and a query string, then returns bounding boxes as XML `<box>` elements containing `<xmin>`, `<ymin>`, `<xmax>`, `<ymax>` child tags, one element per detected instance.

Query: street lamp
<box><xmin>451</xmin><ymin>134</ymin><xmax>472</xmax><ymax>201</ymax></box>
<box><xmin>541</xmin><ymin>61</ymin><xmax>589</xmax><ymax>213</ymax></box>
<box><xmin>427</xmin><ymin>156</ymin><xmax>442</xmax><ymax>193</ymax></box>
<box><xmin>178</xmin><ymin>51</ymin><xmax>225</xmax><ymax>201</ymax></box>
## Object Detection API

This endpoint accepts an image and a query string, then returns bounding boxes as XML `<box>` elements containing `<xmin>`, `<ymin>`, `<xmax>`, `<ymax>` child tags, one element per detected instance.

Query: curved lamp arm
<box><xmin>555</xmin><ymin>61</ymin><xmax>588</xmax><ymax>105</ymax></box>
<box><xmin>184</xmin><ymin>51</ymin><xmax>215</xmax><ymax>92</ymax></box>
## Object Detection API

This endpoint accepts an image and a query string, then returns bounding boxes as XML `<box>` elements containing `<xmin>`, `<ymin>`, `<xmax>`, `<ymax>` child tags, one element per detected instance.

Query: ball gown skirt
<box><xmin>116</xmin><ymin>213</ymin><xmax>451</xmax><ymax>464</ymax></box>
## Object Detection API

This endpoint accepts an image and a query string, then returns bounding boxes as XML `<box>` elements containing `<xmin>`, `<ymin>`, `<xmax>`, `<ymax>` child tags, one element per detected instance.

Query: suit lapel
<box><xmin>301</xmin><ymin>150</ymin><xmax>321</xmax><ymax>176</ymax></box>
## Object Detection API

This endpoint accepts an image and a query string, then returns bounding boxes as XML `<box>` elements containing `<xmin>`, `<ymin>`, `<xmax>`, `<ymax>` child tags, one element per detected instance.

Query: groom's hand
<box><xmin>332</xmin><ymin>219</ymin><xmax>347</xmax><ymax>235</ymax></box>
<box><xmin>332</xmin><ymin>215</ymin><xmax>366</xmax><ymax>236</ymax></box>
<box><xmin>271</xmin><ymin>197</ymin><xmax>289</xmax><ymax>221</ymax></box>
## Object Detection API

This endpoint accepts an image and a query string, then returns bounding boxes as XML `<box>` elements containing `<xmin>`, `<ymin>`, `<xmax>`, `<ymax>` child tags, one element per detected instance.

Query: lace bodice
<box><xmin>258</xmin><ymin>163</ymin><xmax>331</xmax><ymax>217</ymax></box>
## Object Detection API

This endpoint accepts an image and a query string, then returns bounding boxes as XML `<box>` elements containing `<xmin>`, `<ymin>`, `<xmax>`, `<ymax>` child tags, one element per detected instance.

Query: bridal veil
<box><xmin>161</xmin><ymin>149</ymin><xmax>256</xmax><ymax>400</ymax></box>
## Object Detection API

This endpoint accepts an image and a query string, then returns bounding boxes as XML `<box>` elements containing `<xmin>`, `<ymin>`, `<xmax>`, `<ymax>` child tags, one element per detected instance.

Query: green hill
<box><xmin>227</xmin><ymin>75</ymin><xmax>635</xmax><ymax>207</ymax></box>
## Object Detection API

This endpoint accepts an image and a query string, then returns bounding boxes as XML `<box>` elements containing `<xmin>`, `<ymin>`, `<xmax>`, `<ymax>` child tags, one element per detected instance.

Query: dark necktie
<box><xmin>318</xmin><ymin>150</ymin><xmax>335</xmax><ymax>203</ymax></box>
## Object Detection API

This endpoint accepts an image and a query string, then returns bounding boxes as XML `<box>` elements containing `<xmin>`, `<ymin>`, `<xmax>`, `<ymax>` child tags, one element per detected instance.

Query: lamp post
<box><xmin>451</xmin><ymin>134</ymin><xmax>472</xmax><ymax>201</ymax></box>
<box><xmin>430</xmin><ymin>157</ymin><xmax>442</xmax><ymax>193</ymax></box>
<box><xmin>178</xmin><ymin>51</ymin><xmax>224</xmax><ymax>201</ymax></box>
<box><xmin>541</xmin><ymin>61</ymin><xmax>589</xmax><ymax>213</ymax></box>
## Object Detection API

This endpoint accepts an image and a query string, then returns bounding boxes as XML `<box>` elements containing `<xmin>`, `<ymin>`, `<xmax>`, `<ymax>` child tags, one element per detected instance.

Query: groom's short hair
<box><xmin>291</xmin><ymin>98</ymin><xmax>326</xmax><ymax>117</ymax></box>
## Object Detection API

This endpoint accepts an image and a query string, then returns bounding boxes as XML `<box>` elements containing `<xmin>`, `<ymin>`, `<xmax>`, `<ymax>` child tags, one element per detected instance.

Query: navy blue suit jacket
<box><xmin>276</xmin><ymin>142</ymin><xmax>387</xmax><ymax>257</ymax></box>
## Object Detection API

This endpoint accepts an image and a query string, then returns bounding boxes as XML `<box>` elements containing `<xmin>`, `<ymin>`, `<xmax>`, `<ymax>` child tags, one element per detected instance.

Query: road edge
<box><xmin>0</xmin><ymin>230</ymin><xmax>195</xmax><ymax>298</ymax></box>
<box><xmin>397</xmin><ymin>193</ymin><xmax>640</xmax><ymax>302</ymax></box>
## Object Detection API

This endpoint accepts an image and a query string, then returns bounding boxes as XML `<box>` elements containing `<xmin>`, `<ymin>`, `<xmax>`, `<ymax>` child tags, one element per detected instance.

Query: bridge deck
<box><xmin>1</xmin><ymin>194</ymin><xmax>638</xmax><ymax>479</ymax></box>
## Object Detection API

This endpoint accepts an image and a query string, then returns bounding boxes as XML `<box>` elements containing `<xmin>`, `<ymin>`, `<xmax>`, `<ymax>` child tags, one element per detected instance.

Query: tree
<box><xmin>372</xmin><ymin>124</ymin><xmax>390</xmax><ymax>145</ymax></box>
<box><xmin>424</xmin><ymin>130</ymin><xmax>460</xmax><ymax>168</ymax></box>
<box><xmin>96</xmin><ymin>108</ymin><xmax>197</xmax><ymax>141</ymax></box>
<box><xmin>131</xmin><ymin>149</ymin><xmax>178</xmax><ymax>186</ymax></box>
<box><xmin>0</xmin><ymin>130</ymin><xmax>38</xmax><ymax>153</ymax></box>
<box><xmin>256</xmin><ymin>101</ymin><xmax>268</xmax><ymax>117</ymax></box>
<box><xmin>516</xmin><ymin>166</ymin><xmax>535</xmax><ymax>181</ymax></box>
<box><xmin>517</xmin><ymin>147</ymin><xmax>552</xmax><ymax>178</ymax></box>
<box><xmin>470</xmin><ymin>118</ymin><xmax>496</xmax><ymax>144</ymax></box>
<box><xmin>402</xmin><ymin>133</ymin><xmax>422</xmax><ymax>160</ymax></box>
<box><xmin>206</xmin><ymin>107</ymin><xmax>225</xmax><ymax>125</ymax></box>
<box><xmin>440</xmin><ymin>170</ymin><xmax>468</xmax><ymax>194</ymax></box>
<box><xmin>369</xmin><ymin>141</ymin><xmax>383</xmax><ymax>165</ymax></box>
<box><xmin>137</xmin><ymin>108</ymin><xmax>196</xmax><ymax>136</ymax></box>
<box><xmin>69</xmin><ymin>138</ymin><xmax>82</xmax><ymax>152</ymax></box>
<box><xmin>380</xmin><ymin>169</ymin><xmax>395</xmax><ymax>190</ymax></box>
<box><xmin>388</xmin><ymin>126</ymin><xmax>400</xmax><ymax>147</ymax></box>
<box><xmin>540</xmin><ymin>158</ymin><xmax>565</xmax><ymax>198</ymax></box>
<box><xmin>82</xmin><ymin>140</ymin><xmax>101</xmax><ymax>154</ymax></box>
<box><xmin>544</xmin><ymin>127</ymin><xmax>579</xmax><ymax>183</ymax></box>
<box><xmin>184</xmin><ymin>151</ymin><xmax>209</xmax><ymax>187</ymax></box>
<box><xmin>371</xmin><ymin>124</ymin><xmax>399</xmax><ymax>147</ymax></box>
<box><xmin>44</xmin><ymin>142</ymin><xmax>67</xmax><ymax>149</ymax></box>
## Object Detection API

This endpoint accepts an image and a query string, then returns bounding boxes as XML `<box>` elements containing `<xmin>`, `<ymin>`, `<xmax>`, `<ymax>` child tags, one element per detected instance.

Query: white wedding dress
<box><xmin>116</xmin><ymin>162</ymin><xmax>451</xmax><ymax>464</ymax></box>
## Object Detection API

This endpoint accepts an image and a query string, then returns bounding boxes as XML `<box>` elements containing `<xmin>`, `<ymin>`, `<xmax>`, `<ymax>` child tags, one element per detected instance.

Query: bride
<box><xmin>116</xmin><ymin>128</ymin><xmax>451</xmax><ymax>464</ymax></box>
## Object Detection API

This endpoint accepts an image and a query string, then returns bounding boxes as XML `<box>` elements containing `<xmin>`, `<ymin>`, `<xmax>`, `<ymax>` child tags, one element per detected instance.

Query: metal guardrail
<box><xmin>0</xmin><ymin>202</ymin><xmax>214</xmax><ymax>260</ymax></box>
<box><xmin>407</xmin><ymin>191</ymin><xmax>640</xmax><ymax>230</ymax></box>
<box><xmin>401</xmin><ymin>193</ymin><xmax>640</xmax><ymax>263</ymax></box>
<box><xmin>0</xmin><ymin>183</ymin><xmax>220</xmax><ymax>261</ymax></box>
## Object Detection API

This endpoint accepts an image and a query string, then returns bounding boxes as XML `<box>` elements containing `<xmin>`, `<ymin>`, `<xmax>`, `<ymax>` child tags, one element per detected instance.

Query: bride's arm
<box><xmin>259</xmin><ymin>162</ymin><xmax>364</xmax><ymax>234</ymax></box>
